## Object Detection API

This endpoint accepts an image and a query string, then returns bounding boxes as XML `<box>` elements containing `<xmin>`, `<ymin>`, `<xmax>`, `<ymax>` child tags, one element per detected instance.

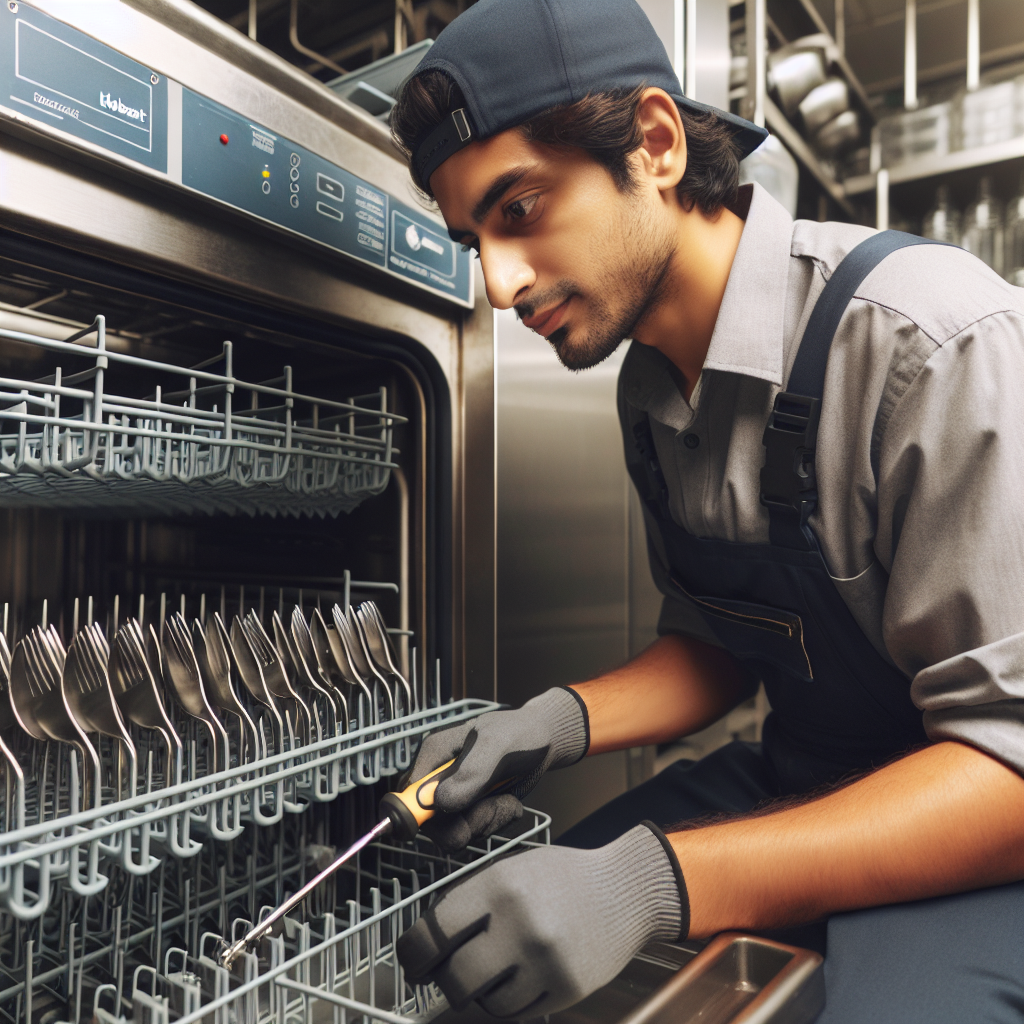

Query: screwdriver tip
<box><xmin>221</xmin><ymin>939</ymin><xmax>249</xmax><ymax>968</ymax></box>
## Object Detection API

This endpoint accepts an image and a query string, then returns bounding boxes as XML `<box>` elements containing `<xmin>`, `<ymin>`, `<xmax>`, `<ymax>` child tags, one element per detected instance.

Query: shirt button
<box><xmin>683</xmin><ymin>433</ymin><xmax>700</xmax><ymax>449</ymax></box>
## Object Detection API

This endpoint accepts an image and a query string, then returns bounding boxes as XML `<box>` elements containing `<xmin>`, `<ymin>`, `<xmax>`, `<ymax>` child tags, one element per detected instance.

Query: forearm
<box><xmin>670</xmin><ymin>740</ymin><xmax>1024</xmax><ymax>937</ymax></box>
<box><xmin>569</xmin><ymin>633</ymin><xmax>757</xmax><ymax>755</ymax></box>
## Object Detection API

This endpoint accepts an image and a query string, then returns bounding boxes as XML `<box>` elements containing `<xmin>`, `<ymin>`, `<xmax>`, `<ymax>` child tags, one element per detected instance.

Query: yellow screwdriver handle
<box><xmin>379</xmin><ymin>758</ymin><xmax>456</xmax><ymax>841</ymax></box>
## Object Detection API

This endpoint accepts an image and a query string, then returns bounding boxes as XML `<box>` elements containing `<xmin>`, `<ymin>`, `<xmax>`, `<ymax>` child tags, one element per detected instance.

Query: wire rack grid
<box><xmin>0</xmin><ymin>317</ymin><xmax>406</xmax><ymax>517</ymax></box>
<box><xmin>127</xmin><ymin>810</ymin><xmax>553</xmax><ymax>1024</ymax></box>
<box><xmin>0</xmin><ymin>698</ymin><xmax>501</xmax><ymax>924</ymax></box>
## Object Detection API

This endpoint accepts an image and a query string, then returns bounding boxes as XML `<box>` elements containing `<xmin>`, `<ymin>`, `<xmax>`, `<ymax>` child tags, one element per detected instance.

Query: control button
<box><xmin>262</xmin><ymin>180</ymin><xmax>271</xmax><ymax>194</ymax></box>
<box><xmin>262</xmin><ymin>165</ymin><xmax>270</xmax><ymax>178</ymax></box>
<box><xmin>683</xmin><ymin>433</ymin><xmax>700</xmax><ymax>449</ymax></box>
<box><xmin>317</xmin><ymin>173</ymin><xmax>344</xmax><ymax>201</ymax></box>
<box><xmin>219</xmin><ymin>133</ymin><xmax>229</xmax><ymax>145</ymax></box>
<box><xmin>290</xmin><ymin>152</ymin><xmax>301</xmax><ymax>167</ymax></box>
<box><xmin>289</xmin><ymin>194</ymin><xmax>299</xmax><ymax>208</ymax></box>
<box><xmin>316</xmin><ymin>201</ymin><xmax>343</xmax><ymax>222</ymax></box>
<box><xmin>290</xmin><ymin>166</ymin><xmax>299</xmax><ymax>182</ymax></box>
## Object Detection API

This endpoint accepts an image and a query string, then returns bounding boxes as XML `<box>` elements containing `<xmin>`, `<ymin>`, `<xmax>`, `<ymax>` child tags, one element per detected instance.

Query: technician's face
<box><xmin>430</xmin><ymin>131</ymin><xmax>675</xmax><ymax>371</ymax></box>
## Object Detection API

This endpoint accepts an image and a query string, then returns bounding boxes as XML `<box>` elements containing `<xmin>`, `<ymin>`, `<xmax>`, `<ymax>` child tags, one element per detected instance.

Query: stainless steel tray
<box><xmin>433</xmin><ymin>933</ymin><xmax>823</xmax><ymax>1024</ymax></box>
<box><xmin>618</xmin><ymin>934</ymin><xmax>824</xmax><ymax>1024</ymax></box>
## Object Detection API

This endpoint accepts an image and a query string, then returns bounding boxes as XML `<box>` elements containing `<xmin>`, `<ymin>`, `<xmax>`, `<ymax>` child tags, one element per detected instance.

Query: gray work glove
<box><xmin>410</xmin><ymin>687</ymin><xmax>589</xmax><ymax>853</ymax></box>
<box><xmin>397</xmin><ymin>822</ymin><xmax>688</xmax><ymax>1019</ymax></box>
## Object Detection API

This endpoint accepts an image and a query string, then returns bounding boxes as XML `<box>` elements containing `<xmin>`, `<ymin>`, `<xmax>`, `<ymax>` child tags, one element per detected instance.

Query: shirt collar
<box><xmin>621</xmin><ymin>183</ymin><xmax>793</xmax><ymax>430</ymax></box>
<box><xmin>702</xmin><ymin>182</ymin><xmax>792</xmax><ymax>387</ymax></box>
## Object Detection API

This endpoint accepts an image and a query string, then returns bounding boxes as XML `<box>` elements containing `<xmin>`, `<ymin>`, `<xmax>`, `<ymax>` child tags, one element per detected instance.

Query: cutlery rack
<box><xmin>0</xmin><ymin>807</ymin><xmax>551</xmax><ymax>1024</ymax></box>
<box><xmin>0</xmin><ymin>692</ymin><xmax>501</xmax><ymax>912</ymax></box>
<box><xmin>0</xmin><ymin>317</ymin><xmax>403</xmax><ymax>518</ymax></box>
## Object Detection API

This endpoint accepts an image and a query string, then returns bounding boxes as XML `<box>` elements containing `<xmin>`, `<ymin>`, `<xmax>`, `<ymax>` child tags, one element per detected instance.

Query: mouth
<box><xmin>520</xmin><ymin>298</ymin><xmax>571</xmax><ymax>338</ymax></box>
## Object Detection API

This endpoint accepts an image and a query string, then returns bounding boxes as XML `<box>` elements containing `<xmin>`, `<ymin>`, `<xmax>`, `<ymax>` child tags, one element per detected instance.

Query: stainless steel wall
<box><xmin>495</xmin><ymin>310</ymin><xmax>661</xmax><ymax>838</ymax></box>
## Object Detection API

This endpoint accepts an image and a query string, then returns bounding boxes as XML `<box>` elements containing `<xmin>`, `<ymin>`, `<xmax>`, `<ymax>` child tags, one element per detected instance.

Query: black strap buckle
<box><xmin>760</xmin><ymin>392</ymin><xmax>821</xmax><ymax>550</ymax></box>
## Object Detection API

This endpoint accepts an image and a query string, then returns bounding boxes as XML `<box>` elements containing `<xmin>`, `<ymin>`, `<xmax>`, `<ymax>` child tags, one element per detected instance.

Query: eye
<box><xmin>506</xmin><ymin>194</ymin><xmax>539</xmax><ymax>221</ymax></box>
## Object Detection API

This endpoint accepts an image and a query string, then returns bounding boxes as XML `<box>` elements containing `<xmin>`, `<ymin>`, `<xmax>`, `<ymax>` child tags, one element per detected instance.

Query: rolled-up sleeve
<box><xmin>876</xmin><ymin>310</ymin><xmax>1024</xmax><ymax>775</ymax></box>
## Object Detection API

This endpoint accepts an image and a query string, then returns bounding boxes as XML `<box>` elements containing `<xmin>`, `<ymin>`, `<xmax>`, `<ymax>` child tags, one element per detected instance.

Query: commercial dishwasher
<box><xmin>0</xmin><ymin>4</ymin><xmax>823</xmax><ymax>1023</ymax></box>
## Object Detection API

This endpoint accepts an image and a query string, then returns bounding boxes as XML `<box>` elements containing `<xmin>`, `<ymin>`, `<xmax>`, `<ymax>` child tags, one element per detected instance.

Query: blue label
<box><xmin>0</xmin><ymin>1</ymin><xmax>166</xmax><ymax>171</ymax></box>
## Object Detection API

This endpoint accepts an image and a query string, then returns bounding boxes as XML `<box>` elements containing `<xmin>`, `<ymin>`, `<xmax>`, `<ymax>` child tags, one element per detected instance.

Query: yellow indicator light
<box><xmin>262</xmin><ymin>169</ymin><xmax>271</xmax><ymax>178</ymax></box>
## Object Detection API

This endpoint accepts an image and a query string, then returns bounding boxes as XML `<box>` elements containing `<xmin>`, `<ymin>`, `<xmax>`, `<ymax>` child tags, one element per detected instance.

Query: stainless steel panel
<box><xmin>495</xmin><ymin>310</ymin><xmax>661</xmax><ymax>836</ymax></box>
<box><xmin>0</xmin><ymin>0</ymin><xmax>497</xmax><ymax>702</ymax></box>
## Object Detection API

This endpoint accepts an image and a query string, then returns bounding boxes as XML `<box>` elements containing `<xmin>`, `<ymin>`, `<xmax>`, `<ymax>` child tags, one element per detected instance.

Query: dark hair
<box><xmin>390</xmin><ymin>70</ymin><xmax>742</xmax><ymax>215</ymax></box>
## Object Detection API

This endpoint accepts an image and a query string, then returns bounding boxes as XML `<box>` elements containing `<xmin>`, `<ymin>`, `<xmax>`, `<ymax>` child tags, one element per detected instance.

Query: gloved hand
<box><xmin>410</xmin><ymin>687</ymin><xmax>589</xmax><ymax>853</ymax></box>
<box><xmin>397</xmin><ymin>822</ymin><xmax>688</xmax><ymax>1019</ymax></box>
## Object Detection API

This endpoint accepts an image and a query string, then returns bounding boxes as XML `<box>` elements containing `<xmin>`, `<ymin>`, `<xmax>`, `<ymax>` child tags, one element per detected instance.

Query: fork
<box><xmin>20</xmin><ymin>627</ymin><xmax>107</xmax><ymax>896</ymax></box>
<box><xmin>242</xmin><ymin>612</ymin><xmax>312</xmax><ymax>746</ymax></box>
<box><xmin>193</xmin><ymin>615</ymin><xmax>262</xmax><ymax>768</ymax></box>
<box><xmin>292</xmin><ymin>605</ymin><xmax>349</xmax><ymax>734</ymax></box>
<box><xmin>161</xmin><ymin>613</ymin><xmax>229</xmax><ymax>775</ymax></box>
<box><xmin>162</xmin><ymin>614</ymin><xmax>243</xmax><ymax>841</ymax></box>
<box><xmin>356</xmin><ymin>602</ymin><xmax>415</xmax><ymax>716</ymax></box>
<box><xmin>64</xmin><ymin>625</ymin><xmax>138</xmax><ymax>800</ymax></box>
<box><xmin>110</xmin><ymin>619</ymin><xmax>182</xmax><ymax>781</ymax></box>
<box><xmin>13</xmin><ymin>627</ymin><xmax>101</xmax><ymax>811</ymax></box>
<box><xmin>335</xmin><ymin>605</ymin><xmax>395</xmax><ymax>723</ymax></box>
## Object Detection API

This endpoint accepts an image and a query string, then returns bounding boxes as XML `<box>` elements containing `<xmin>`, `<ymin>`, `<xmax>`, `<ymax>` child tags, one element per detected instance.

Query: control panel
<box><xmin>0</xmin><ymin>2</ymin><xmax>472</xmax><ymax>308</ymax></box>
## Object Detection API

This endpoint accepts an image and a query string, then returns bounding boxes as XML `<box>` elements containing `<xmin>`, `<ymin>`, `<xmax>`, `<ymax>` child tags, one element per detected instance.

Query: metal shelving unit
<box><xmin>738</xmin><ymin>0</ymin><xmax>1024</xmax><ymax>233</ymax></box>
<box><xmin>844</xmin><ymin>134</ymin><xmax>1024</xmax><ymax>196</ymax></box>
<box><xmin>736</xmin><ymin>0</ymin><xmax>874</xmax><ymax>219</ymax></box>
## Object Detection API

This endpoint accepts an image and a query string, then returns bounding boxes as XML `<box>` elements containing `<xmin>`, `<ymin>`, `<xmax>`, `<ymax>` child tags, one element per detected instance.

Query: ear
<box><xmin>633</xmin><ymin>88</ymin><xmax>687</xmax><ymax>195</ymax></box>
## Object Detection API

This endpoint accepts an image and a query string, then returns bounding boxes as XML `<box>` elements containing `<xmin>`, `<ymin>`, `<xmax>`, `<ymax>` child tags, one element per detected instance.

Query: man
<box><xmin>387</xmin><ymin>1</ymin><xmax>1024</xmax><ymax>1021</ymax></box>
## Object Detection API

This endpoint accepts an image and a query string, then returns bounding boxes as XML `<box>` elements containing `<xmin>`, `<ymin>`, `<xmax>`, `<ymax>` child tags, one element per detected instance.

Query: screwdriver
<box><xmin>221</xmin><ymin>758</ymin><xmax>459</xmax><ymax>968</ymax></box>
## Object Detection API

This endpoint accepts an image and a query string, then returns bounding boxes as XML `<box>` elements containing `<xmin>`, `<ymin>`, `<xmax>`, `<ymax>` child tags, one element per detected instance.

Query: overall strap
<box><xmin>760</xmin><ymin>230</ymin><xmax>947</xmax><ymax>550</ymax></box>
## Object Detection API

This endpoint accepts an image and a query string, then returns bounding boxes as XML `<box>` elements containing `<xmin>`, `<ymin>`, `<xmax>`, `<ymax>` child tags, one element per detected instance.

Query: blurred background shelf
<box><xmin>845</xmin><ymin>134</ymin><xmax>1024</xmax><ymax>194</ymax></box>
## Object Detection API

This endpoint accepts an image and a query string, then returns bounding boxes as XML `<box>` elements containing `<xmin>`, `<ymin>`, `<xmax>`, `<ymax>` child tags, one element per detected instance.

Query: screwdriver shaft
<box><xmin>222</xmin><ymin>816</ymin><xmax>393</xmax><ymax>967</ymax></box>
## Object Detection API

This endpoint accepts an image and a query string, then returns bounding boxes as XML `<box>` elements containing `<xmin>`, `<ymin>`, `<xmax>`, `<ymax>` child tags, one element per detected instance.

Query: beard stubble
<box><xmin>515</xmin><ymin>200</ymin><xmax>677</xmax><ymax>372</ymax></box>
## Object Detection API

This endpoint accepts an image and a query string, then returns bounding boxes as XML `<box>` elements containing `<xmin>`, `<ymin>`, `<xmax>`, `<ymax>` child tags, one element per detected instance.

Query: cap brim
<box><xmin>672</xmin><ymin>94</ymin><xmax>769</xmax><ymax>161</ymax></box>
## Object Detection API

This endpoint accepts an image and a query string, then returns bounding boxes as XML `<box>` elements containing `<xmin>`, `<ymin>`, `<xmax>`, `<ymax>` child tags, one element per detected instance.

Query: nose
<box><xmin>479</xmin><ymin>241</ymin><xmax>535</xmax><ymax>310</ymax></box>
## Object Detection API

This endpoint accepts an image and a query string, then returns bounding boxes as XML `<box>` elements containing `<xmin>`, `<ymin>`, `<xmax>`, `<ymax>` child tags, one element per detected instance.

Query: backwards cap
<box><xmin>410</xmin><ymin>0</ymin><xmax>768</xmax><ymax>188</ymax></box>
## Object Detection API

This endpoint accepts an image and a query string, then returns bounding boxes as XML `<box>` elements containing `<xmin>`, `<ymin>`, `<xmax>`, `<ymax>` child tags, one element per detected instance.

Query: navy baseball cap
<box><xmin>409</xmin><ymin>0</ymin><xmax>768</xmax><ymax>188</ymax></box>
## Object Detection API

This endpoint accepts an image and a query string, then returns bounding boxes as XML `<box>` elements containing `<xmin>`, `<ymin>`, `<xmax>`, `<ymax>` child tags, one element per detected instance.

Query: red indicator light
<box><xmin>219</xmin><ymin>134</ymin><xmax>229</xmax><ymax>145</ymax></box>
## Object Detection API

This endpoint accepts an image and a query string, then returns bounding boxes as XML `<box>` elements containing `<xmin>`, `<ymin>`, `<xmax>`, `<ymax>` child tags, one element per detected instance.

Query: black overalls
<box><xmin>558</xmin><ymin>231</ymin><xmax>1024</xmax><ymax>1022</ymax></box>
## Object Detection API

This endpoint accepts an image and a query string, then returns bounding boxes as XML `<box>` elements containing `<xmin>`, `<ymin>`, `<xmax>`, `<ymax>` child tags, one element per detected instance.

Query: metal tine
<box><xmin>271</xmin><ymin>609</ymin><xmax>331</xmax><ymax>741</ymax></box>
<box><xmin>0</xmin><ymin>611</ymin><xmax>25</xmax><ymax>834</ymax></box>
<box><xmin>356</xmin><ymin>602</ymin><xmax>414</xmax><ymax>716</ymax></box>
<box><xmin>335</xmin><ymin>605</ymin><xmax>395</xmax><ymax>723</ymax></box>
<box><xmin>292</xmin><ymin>605</ymin><xmax>348</xmax><ymax>733</ymax></box>
<box><xmin>0</xmin><ymin>629</ymin><xmax>15</xmax><ymax>731</ymax></box>
<box><xmin>22</xmin><ymin>627</ymin><xmax>102</xmax><ymax>812</ymax></box>
<box><xmin>241</xmin><ymin>611</ymin><xmax>312</xmax><ymax>745</ymax></box>
<box><xmin>229</xmin><ymin>614</ymin><xmax>301</xmax><ymax>817</ymax></box>
<box><xmin>192</xmin><ymin>616</ymin><xmax>261</xmax><ymax>766</ymax></box>
<box><xmin>228</xmin><ymin>615</ymin><xmax>281</xmax><ymax>716</ymax></box>
<box><xmin>111</xmin><ymin>619</ymin><xmax>182</xmax><ymax>781</ymax></box>
<box><xmin>315</xmin><ymin>607</ymin><xmax>373</xmax><ymax>727</ymax></box>
<box><xmin>8</xmin><ymin>635</ymin><xmax>50</xmax><ymax>742</ymax></box>
<box><xmin>161</xmin><ymin>612</ymin><xmax>230</xmax><ymax>776</ymax></box>
<box><xmin>64</xmin><ymin>626</ymin><xmax>138</xmax><ymax>800</ymax></box>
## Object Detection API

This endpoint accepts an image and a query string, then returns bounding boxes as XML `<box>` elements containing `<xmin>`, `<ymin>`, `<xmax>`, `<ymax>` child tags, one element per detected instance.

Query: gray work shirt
<box><xmin>618</xmin><ymin>182</ymin><xmax>1024</xmax><ymax>776</ymax></box>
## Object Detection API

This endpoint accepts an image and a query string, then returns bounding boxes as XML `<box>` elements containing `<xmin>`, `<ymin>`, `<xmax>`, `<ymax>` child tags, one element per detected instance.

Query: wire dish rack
<box><xmin>1</xmin><ymin>693</ymin><xmax>520</xmax><ymax>1024</ymax></box>
<box><xmin>0</xmin><ymin>689</ymin><xmax>500</xmax><ymax>917</ymax></box>
<box><xmin>0</xmin><ymin>317</ymin><xmax>403</xmax><ymax>518</ymax></box>
<box><xmin>93</xmin><ymin>813</ymin><xmax>551</xmax><ymax>1024</ymax></box>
